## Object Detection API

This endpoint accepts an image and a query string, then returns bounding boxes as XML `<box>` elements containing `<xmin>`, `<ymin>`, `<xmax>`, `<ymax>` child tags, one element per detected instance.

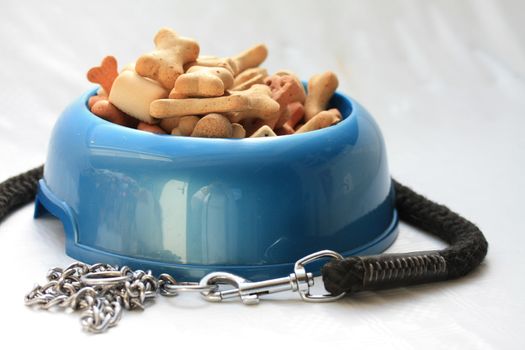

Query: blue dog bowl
<box><xmin>34</xmin><ymin>88</ymin><xmax>398</xmax><ymax>281</ymax></box>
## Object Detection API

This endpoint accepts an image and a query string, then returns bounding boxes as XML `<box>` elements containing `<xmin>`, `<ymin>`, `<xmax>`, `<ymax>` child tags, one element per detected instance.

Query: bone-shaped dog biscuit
<box><xmin>109</xmin><ymin>70</ymin><xmax>169</xmax><ymax>123</ymax></box>
<box><xmin>295</xmin><ymin>108</ymin><xmax>341</xmax><ymax>134</ymax></box>
<box><xmin>231</xmin><ymin>67</ymin><xmax>268</xmax><ymax>91</ymax></box>
<box><xmin>91</xmin><ymin>100</ymin><xmax>137</xmax><ymax>128</ymax></box>
<box><xmin>151</xmin><ymin>95</ymin><xmax>248</xmax><ymax>119</ymax></box>
<box><xmin>227</xmin><ymin>84</ymin><xmax>280</xmax><ymax>123</ymax></box>
<box><xmin>136</xmin><ymin>28</ymin><xmax>200</xmax><ymax>89</ymax></box>
<box><xmin>232</xmin><ymin>44</ymin><xmax>268</xmax><ymax>75</ymax></box>
<box><xmin>87</xmin><ymin>56</ymin><xmax>119</xmax><ymax>94</ymax></box>
<box><xmin>185</xmin><ymin>55</ymin><xmax>238</xmax><ymax>75</ymax></box>
<box><xmin>152</xmin><ymin>84</ymin><xmax>278</xmax><ymax>119</ymax></box>
<box><xmin>264</xmin><ymin>75</ymin><xmax>307</xmax><ymax>129</ymax></box>
<box><xmin>170</xmin><ymin>66</ymin><xmax>234</xmax><ymax>97</ymax></box>
<box><xmin>304</xmin><ymin>71</ymin><xmax>339</xmax><ymax>121</ymax></box>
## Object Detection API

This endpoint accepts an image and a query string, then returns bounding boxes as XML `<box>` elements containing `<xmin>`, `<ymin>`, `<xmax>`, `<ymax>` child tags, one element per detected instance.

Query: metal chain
<box><xmin>24</xmin><ymin>262</ymin><xmax>174</xmax><ymax>333</ymax></box>
<box><xmin>25</xmin><ymin>250</ymin><xmax>345</xmax><ymax>333</ymax></box>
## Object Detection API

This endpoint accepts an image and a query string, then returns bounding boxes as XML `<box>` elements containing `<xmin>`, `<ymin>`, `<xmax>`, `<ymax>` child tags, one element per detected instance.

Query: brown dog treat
<box><xmin>87</xmin><ymin>56</ymin><xmax>119</xmax><ymax>95</ymax></box>
<box><xmin>88</xmin><ymin>95</ymin><xmax>107</xmax><ymax>109</ymax></box>
<box><xmin>274</xmin><ymin>69</ymin><xmax>306</xmax><ymax>95</ymax></box>
<box><xmin>171</xmin><ymin>66</ymin><xmax>234</xmax><ymax>97</ymax></box>
<box><xmin>231</xmin><ymin>74</ymin><xmax>267</xmax><ymax>91</ymax></box>
<box><xmin>231</xmin><ymin>123</ymin><xmax>246</xmax><ymax>138</ymax></box>
<box><xmin>178</xmin><ymin>116</ymin><xmax>201</xmax><ymax>136</ymax></box>
<box><xmin>264</xmin><ymin>74</ymin><xmax>307</xmax><ymax>129</ymax></box>
<box><xmin>304</xmin><ymin>71</ymin><xmax>339</xmax><ymax>121</ymax></box>
<box><xmin>191</xmin><ymin>113</ymin><xmax>233</xmax><ymax>138</ymax></box>
<box><xmin>232</xmin><ymin>44</ymin><xmax>268</xmax><ymax>75</ymax></box>
<box><xmin>284</xmin><ymin>101</ymin><xmax>305</xmax><ymax>129</ymax></box>
<box><xmin>275</xmin><ymin>124</ymin><xmax>295</xmax><ymax>136</ymax></box>
<box><xmin>185</xmin><ymin>55</ymin><xmax>238</xmax><ymax>75</ymax></box>
<box><xmin>159</xmin><ymin>116</ymin><xmax>182</xmax><ymax>133</ymax></box>
<box><xmin>228</xmin><ymin>84</ymin><xmax>280</xmax><ymax>123</ymax></box>
<box><xmin>265</xmin><ymin>75</ymin><xmax>306</xmax><ymax>104</ymax></box>
<box><xmin>295</xmin><ymin>108</ymin><xmax>341</xmax><ymax>134</ymax></box>
<box><xmin>91</xmin><ymin>100</ymin><xmax>135</xmax><ymax>127</ymax></box>
<box><xmin>137</xmin><ymin>122</ymin><xmax>167</xmax><ymax>134</ymax></box>
<box><xmin>187</xmin><ymin>66</ymin><xmax>234</xmax><ymax>89</ymax></box>
<box><xmin>249</xmin><ymin>125</ymin><xmax>276</xmax><ymax>138</ymax></box>
<box><xmin>151</xmin><ymin>95</ymin><xmax>249</xmax><ymax>119</ymax></box>
<box><xmin>231</xmin><ymin>67</ymin><xmax>268</xmax><ymax>91</ymax></box>
<box><xmin>136</xmin><ymin>28</ymin><xmax>200</xmax><ymax>89</ymax></box>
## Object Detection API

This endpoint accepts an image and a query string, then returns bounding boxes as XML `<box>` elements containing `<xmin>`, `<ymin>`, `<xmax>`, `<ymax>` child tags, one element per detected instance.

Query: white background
<box><xmin>1</xmin><ymin>0</ymin><xmax>524</xmax><ymax>348</ymax></box>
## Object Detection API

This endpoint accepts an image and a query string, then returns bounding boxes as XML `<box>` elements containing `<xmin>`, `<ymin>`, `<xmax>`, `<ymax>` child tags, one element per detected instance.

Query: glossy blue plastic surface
<box><xmin>35</xmin><ymin>88</ymin><xmax>398</xmax><ymax>281</ymax></box>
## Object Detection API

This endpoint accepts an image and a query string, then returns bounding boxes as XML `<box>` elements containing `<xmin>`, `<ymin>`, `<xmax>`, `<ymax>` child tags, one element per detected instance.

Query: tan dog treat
<box><xmin>250</xmin><ymin>125</ymin><xmax>276</xmax><ymax>138</ymax></box>
<box><xmin>228</xmin><ymin>84</ymin><xmax>280</xmax><ymax>123</ymax></box>
<box><xmin>109</xmin><ymin>70</ymin><xmax>169</xmax><ymax>123</ymax></box>
<box><xmin>171</xmin><ymin>128</ymin><xmax>182</xmax><ymax>136</ymax></box>
<box><xmin>191</xmin><ymin>113</ymin><xmax>233</xmax><ymax>138</ymax></box>
<box><xmin>159</xmin><ymin>116</ymin><xmax>182</xmax><ymax>133</ymax></box>
<box><xmin>137</xmin><ymin>122</ymin><xmax>167</xmax><ymax>134</ymax></box>
<box><xmin>188</xmin><ymin>66</ymin><xmax>234</xmax><ymax>89</ymax></box>
<box><xmin>304</xmin><ymin>71</ymin><xmax>339</xmax><ymax>121</ymax></box>
<box><xmin>88</xmin><ymin>95</ymin><xmax>107</xmax><ymax>109</ymax></box>
<box><xmin>295</xmin><ymin>108</ymin><xmax>341</xmax><ymax>134</ymax></box>
<box><xmin>231</xmin><ymin>67</ymin><xmax>268</xmax><ymax>91</ymax></box>
<box><xmin>151</xmin><ymin>95</ymin><xmax>249</xmax><ymax>119</ymax></box>
<box><xmin>284</xmin><ymin>101</ymin><xmax>305</xmax><ymax>129</ymax></box>
<box><xmin>232</xmin><ymin>44</ymin><xmax>268</xmax><ymax>75</ymax></box>
<box><xmin>186</xmin><ymin>55</ymin><xmax>238</xmax><ymax>75</ymax></box>
<box><xmin>136</xmin><ymin>28</ymin><xmax>200</xmax><ymax>89</ymax></box>
<box><xmin>91</xmin><ymin>100</ymin><xmax>136</xmax><ymax>128</ymax></box>
<box><xmin>178</xmin><ymin>116</ymin><xmax>200</xmax><ymax>136</ymax></box>
<box><xmin>87</xmin><ymin>56</ymin><xmax>119</xmax><ymax>94</ymax></box>
<box><xmin>171</xmin><ymin>66</ymin><xmax>234</xmax><ymax>97</ymax></box>
<box><xmin>232</xmin><ymin>123</ymin><xmax>246</xmax><ymax>138</ymax></box>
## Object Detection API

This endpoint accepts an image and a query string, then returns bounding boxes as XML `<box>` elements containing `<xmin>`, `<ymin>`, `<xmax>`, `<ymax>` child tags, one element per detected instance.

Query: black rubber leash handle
<box><xmin>321</xmin><ymin>180</ymin><xmax>488</xmax><ymax>295</ymax></box>
<box><xmin>0</xmin><ymin>166</ymin><xmax>488</xmax><ymax>296</ymax></box>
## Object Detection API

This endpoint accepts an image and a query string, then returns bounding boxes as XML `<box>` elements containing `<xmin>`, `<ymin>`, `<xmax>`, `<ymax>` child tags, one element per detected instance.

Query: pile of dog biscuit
<box><xmin>87</xmin><ymin>28</ymin><xmax>341</xmax><ymax>138</ymax></box>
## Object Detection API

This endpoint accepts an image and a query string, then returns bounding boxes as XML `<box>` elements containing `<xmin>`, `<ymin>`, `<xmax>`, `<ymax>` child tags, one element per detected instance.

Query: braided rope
<box><xmin>0</xmin><ymin>166</ymin><xmax>487</xmax><ymax>295</ymax></box>
<box><xmin>0</xmin><ymin>165</ymin><xmax>43</xmax><ymax>222</ymax></box>
<box><xmin>321</xmin><ymin>180</ymin><xmax>488</xmax><ymax>294</ymax></box>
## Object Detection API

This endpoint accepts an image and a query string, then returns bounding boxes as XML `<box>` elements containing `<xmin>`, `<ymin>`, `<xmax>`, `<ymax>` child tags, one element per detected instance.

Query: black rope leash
<box><xmin>322</xmin><ymin>180</ymin><xmax>488</xmax><ymax>294</ymax></box>
<box><xmin>1</xmin><ymin>165</ymin><xmax>487</xmax><ymax>296</ymax></box>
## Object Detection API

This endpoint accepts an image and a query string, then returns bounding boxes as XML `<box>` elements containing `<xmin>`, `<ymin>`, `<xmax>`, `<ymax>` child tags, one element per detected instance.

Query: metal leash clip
<box><xmin>166</xmin><ymin>250</ymin><xmax>347</xmax><ymax>305</ymax></box>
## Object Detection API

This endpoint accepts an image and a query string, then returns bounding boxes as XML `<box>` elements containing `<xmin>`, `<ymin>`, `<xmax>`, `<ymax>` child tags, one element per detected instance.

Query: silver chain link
<box><xmin>25</xmin><ymin>250</ymin><xmax>345</xmax><ymax>333</ymax></box>
<box><xmin>24</xmin><ymin>262</ymin><xmax>179</xmax><ymax>333</ymax></box>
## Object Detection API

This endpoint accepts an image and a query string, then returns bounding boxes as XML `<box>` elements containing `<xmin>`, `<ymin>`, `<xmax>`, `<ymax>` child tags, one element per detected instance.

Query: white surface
<box><xmin>1</xmin><ymin>0</ymin><xmax>524</xmax><ymax>348</ymax></box>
